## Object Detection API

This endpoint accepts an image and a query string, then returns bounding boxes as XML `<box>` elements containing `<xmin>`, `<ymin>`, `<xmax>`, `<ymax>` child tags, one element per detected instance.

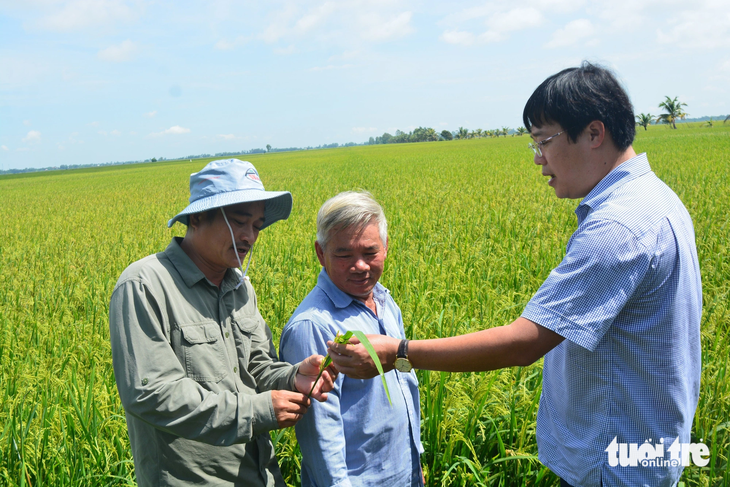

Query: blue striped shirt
<box><xmin>280</xmin><ymin>269</ymin><xmax>423</xmax><ymax>487</ymax></box>
<box><xmin>522</xmin><ymin>153</ymin><xmax>702</xmax><ymax>487</ymax></box>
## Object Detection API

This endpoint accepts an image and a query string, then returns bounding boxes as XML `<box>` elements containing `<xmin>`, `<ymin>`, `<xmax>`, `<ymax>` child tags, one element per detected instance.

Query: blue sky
<box><xmin>1</xmin><ymin>0</ymin><xmax>728</xmax><ymax>170</ymax></box>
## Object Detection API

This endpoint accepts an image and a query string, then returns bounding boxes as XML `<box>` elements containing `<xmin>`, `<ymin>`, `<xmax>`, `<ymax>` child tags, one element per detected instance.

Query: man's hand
<box><xmin>271</xmin><ymin>390</ymin><xmax>310</xmax><ymax>429</ymax></box>
<box><xmin>294</xmin><ymin>354</ymin><xmax>338</xmax><ymax>402</ymax></box>
<box><xmin>326</xmin><ymin>334</ymin><xmax>399</xmax><ymax>379</ymax></box>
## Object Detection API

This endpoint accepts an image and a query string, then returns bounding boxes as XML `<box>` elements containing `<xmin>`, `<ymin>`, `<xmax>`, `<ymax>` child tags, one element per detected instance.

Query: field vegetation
<box><xmin>0</xmin><ymin>123</ymin><xmax>728</xmax><ymax>486</ymax></box>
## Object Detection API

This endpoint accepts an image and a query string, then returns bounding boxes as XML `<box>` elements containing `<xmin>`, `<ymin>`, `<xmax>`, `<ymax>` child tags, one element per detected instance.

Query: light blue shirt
<box><xmin>280</xmin><ymin>269</ymin><xmax>424</xmax><ymax>487</ymax></box>
<box><xmin>522</xmin><ymin>153</ymin><xmax>702</xmax><ymax>487</ymax></box>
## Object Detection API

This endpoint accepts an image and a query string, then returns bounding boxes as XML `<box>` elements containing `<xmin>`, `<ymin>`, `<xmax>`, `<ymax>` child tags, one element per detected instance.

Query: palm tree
<box><xmin>456</xmin><ymin>127</ymin><xmax>468</xmax><ymax>140</ymax></box>
<box><xmin>635</xmin><ymin>113</ymin><xmax>653</xmax><ymax>131</ymax></box>
<box><xmin>724</xmin><ymin>115</ymin><xmax>730</xmax><ymax>124</ymax></box>
<box><xmin>705</xmin><ymin>118</ymin><xmax>714</xmax><ymax>128</ymax></box>
<box><xmin>656</xmin><ymin>96</ymin><xmax>687</xmax><ymax>129</ymax></box>
<box><xmin>515</xmin><ymin>127</ymin><xmax>528</xmax><ymax>136</ymax></box>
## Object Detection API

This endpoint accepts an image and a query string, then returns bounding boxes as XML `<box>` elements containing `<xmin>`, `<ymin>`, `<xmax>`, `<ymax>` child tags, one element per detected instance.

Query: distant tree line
<box><xmin>366</xmin><ymin>125</ymin><xmax>528</xmax><ymax>145</ymax></box>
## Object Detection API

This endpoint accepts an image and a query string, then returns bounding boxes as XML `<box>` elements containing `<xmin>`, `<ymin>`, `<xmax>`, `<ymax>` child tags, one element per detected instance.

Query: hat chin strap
<box><xmin>221</xmin><ymin>207</ymin><xmax>254</xmax><ymax>290</ymax></box>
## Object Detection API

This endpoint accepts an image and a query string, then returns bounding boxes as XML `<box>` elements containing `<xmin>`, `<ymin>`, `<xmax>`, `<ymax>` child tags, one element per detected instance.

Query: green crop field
<box><xmin>1</xmin><ymin>123</ymin><xmax>728</xmax><ymax>486</ymax></box>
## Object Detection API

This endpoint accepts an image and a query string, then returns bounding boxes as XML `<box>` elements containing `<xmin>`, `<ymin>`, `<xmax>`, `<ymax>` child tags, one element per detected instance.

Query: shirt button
<box><xmin>233</xmin><ymin>367</ymin><xmax>238</xmax><ymax>373</ymax></box>
<box><xmin>225</xmin><ymin>332</ymin><xmax>230</xmax><ymax>338</ymax></box>
<box><xmin>141</xmin><ymin>378</ymin><xmax>148</xmax><ymax>385</ymax></box>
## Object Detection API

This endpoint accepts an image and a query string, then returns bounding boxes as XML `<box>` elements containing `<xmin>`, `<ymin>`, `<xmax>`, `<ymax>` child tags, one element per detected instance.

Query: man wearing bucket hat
<box><xmin>109</xmin><ymin>159</ymin><xmax>337</xmax><ymax>487</ymax></box>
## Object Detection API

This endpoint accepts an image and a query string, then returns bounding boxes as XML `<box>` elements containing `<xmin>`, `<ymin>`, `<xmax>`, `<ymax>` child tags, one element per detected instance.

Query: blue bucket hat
<box><xmin>168</xmin><ymin>159</ymin><xmax>292</xmax><ymax>229</ymax></box>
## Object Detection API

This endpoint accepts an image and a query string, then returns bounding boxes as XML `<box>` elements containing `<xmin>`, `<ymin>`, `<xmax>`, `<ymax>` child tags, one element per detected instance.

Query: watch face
<box><xmin>394</xmin><ymin>357</ymin><xmax>412</xmax><ymax>372</ymax></box>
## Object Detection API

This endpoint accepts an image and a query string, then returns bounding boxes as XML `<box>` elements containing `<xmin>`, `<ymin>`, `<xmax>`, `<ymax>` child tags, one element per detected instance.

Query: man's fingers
<box><xmin>326</xmin><ymin>336</ymin><xmax>361</xmax><ymax>354</ymax></box>
<box><xmin>271</xmin><ymin>390</ymin><xmax>311</xmax><ymax>428</ymax></box>
<box><xmin>298</xmin><ymin>354</ymin><xmax>324</xmax><ymax>376</ymax></box>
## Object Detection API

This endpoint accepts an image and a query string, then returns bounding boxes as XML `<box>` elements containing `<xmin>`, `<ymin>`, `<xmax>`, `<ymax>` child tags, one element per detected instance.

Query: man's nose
<box><xmin>534</xmin><ymin>152</ymin><xmax>546</xmax><ymax>165</ymax></box>
<box><xmin>353</xmin><ymin>257</ymin><xmax>369</xmax><ymax>271</ymax></box>
<box><xmin>239</xmin><ymin>225</ymin><xmax>258</xmax><ymax>245</ymax></box>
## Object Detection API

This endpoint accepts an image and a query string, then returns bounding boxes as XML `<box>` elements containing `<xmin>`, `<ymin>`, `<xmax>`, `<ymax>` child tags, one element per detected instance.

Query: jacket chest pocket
<box><xmin>179</xmin><ymin>322</ymin><xmax>227</xmax><ymax>383</ymax></box>
<box><xmin>232</xmin><ymin>318</ymin><xmax>259</xmax><ymax>366</ymax></box>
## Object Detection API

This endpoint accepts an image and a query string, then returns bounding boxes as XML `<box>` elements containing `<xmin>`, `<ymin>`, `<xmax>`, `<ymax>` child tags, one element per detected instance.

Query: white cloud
<box><xmin>545</xmin><ymin>19</ymin><xmax>595</xmax><ymax>48</ymax></box>
<box><xmin>150</xmin><ymin>125</ymin><xmax>191</xmax><ymax>137</ymax></box>
<box><xmin>359</xmin><ymin>11</ymin><xmax>414</xmax><ymax>42</ymax></box>
<box><xmin>484</xmin><ymin>8</ymin><xmax>543</xmax><ymax>36</ymax></box>
<box><xmin>441</xmin><ymin>29</ymin><xmax>477</xmax><ymax>46</ymax></box>
<box><xmin>1</xmin><ymin>145</ymin><xmax>8</xmax><ymax>151</ymax></box>
<box><xmin>98</xmin><ymin>40</ymin><xmax>137</xmax><ymax>62</ymax></box>
<box><xmin>215</xmin><ymin>36</ymin><xmax>250</xmax><ymax>50</ymax></box>
<box><xmin>36</xmin><ymin>0</ymin><xmax>139</xmax><ymax>32</ymax></box>
<box><xmin>274</xmin><ymin>44</ymin><xmax>298</xmax><ymax>55</ymax></box>
<box><xmin>310</xmin><ymin>63</ymin><xmax>353</xmax><ymax>72</ymax></box>
<box><xmin>144</xmin><ymin>110</ymin><xmax>157</xmax><ymax>118</ymax></box>
<box><xmin>328</xmin><ymin>50</ymin><xmax>360</xmax><ymax>62</ymax></box>
<box><xmin>88</xmin><ymin>121</ymin><xmax>100</xmax><ymax>127</ymax></box>
<box><xmin>656</xmin><ymin>2</ymin><xmax>730</xmax><ymax>49</ymax></box>
<box><xmin>259</xmin><ymin>1</ymin><xmax>414</xmax><ymax>45</ymax></box>
<box><xmin>441</xmin><ymin>7</ymin><xmax>543</xmax><ymax>45</ymax></box>
<box><xmin>218</xmin><ymin>134</ymin><xmax>237</xmax><ymax>140</ymax></box>
<box><xmin>23</xmin><ymin>120</ymin><xmax>32</xmax><ymax>126</ymax></box>
<box><xmin>352</xmin><ymin>127</ymin><xmax>377</xmax><ymax>133</ymax></box>
<box><xmin>22</xmin><ymin>130</ymin><xmax>41</xmax><ymax>143</ymax></box>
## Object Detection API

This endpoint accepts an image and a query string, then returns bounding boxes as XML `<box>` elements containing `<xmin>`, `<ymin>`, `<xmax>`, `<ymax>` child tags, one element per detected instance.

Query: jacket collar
<box><xmin>165</xmin><ymin>237</ymin><xmax>240</xmax><ymax>290</ymax></box>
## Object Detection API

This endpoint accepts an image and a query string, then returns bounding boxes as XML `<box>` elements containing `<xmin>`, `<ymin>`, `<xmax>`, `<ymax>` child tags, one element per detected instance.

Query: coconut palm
<box><xmin>516</xmin><ymin>127</ymin><xmax>528</xmax><ymax>136</ymax></box>
<box><xmin>656</xmin><ymin>97</ymin><xmax>687</xmax><ymax>129</ymax></box>
<box><xmin>724</xmin><ymin>115</ymin><xmax>730</xmax><ymax>124</ymax></box>
<box><xmin>635</xmin><ymin>113</ymin><xmax>653</xmax><ymax>131</ymax></box>
<box><xmin>456</xmin><ymin>127</ymin><xmax>469</xmax><ymax>140</ymax></box>
<box><xmin>705</xmin><ymin>118</ymin><xmax>714</xmax><ymax>128</ymax></box>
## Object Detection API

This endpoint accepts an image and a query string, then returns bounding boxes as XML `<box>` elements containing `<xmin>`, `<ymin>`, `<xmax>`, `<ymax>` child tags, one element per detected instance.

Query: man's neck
<box><xmin>180</xmin><ymin>237</ymin><xmax>227</xmax><ymax>287</ymax></box>
<box><xmin>355</xmin><ymin>293</ymin><xmax>378</xmax><ymax>316</ymax></box>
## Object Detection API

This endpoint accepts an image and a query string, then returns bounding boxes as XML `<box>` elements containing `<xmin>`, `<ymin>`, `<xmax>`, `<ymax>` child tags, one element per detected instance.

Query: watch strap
<box><xmin>397</xmin><ymin>339</ymin><xmax>409</xmax><ymax>359</ymax></box>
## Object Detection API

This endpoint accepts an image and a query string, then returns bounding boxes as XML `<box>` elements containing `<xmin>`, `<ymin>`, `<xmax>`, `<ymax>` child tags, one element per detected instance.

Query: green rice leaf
<box><xmin>351</xmin><ymin>330</ymin><xmax>392</xmax><ymax>406</ymax></box>
<box><xmin>308</xmin><ymin>331</ymin><xmax>353</xmax><ymax>399</ymax></box>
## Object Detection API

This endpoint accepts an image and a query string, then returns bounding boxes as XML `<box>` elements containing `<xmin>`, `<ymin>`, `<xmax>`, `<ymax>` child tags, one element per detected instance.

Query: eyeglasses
<box><xmin>528</xmin><ymin>131</ymin><xmax>564</xmax><ymax>157</ymax></box>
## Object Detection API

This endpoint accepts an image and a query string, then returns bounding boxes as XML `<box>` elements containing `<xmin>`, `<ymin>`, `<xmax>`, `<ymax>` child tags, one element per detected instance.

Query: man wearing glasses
<box><xmin>328</xmin><ymin>62</ymin><xmax>702</xmax><ymax>487</ymax></box>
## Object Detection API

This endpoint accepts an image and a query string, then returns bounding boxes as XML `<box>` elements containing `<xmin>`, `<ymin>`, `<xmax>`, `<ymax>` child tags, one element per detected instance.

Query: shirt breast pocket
<box><xmin>232</xmin><ymin>318</ymin><xmax>259</xmax><ymax>365</ymax></box>
<box><xmin>179</xmin><ymin>322</ymin><xmax>227</xmax><ymax>383</ymax></box>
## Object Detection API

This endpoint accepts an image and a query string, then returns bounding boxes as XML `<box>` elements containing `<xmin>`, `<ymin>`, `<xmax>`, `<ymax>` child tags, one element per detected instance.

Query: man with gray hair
<box><xmin>279</xmin><ymin>191</ymin><xmax>424</xmax><ymax>487</ymax></box>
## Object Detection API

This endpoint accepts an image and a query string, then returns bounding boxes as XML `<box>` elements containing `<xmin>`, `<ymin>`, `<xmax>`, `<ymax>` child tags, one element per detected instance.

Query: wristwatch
<box><xmin>394</xmin><ymin>339</ymin><xmax>413</xmax><ymax>372</ymax></box>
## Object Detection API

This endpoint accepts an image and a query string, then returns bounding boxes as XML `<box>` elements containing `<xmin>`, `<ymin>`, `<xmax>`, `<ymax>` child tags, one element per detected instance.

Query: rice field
<box><xmin>0</xmin><ymin>123</ymin><xmax>728</xmax><ymax>486</ymax></box>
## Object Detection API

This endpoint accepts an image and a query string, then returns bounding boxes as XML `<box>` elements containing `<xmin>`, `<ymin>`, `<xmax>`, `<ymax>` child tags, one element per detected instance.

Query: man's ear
<box><xmin>587</xmin><ymin>120</ymin><xmax>606</xmax><ymax>149</ymax></box>
<box><xmin>315</xmin><ymin>241</ymin><xmax>326</xmax><ymax>267</ymax></box>
<box><xmin>188</xmin><ymin>213</ymin><xmax>201</xmax><ymax>230</ymax></box>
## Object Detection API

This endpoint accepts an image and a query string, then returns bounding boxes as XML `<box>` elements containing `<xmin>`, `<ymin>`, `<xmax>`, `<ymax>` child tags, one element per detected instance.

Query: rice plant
<box><xmin>0</xmin><ymin>123</ymin><xmax>728</xmax><ymax>486</ymax></box>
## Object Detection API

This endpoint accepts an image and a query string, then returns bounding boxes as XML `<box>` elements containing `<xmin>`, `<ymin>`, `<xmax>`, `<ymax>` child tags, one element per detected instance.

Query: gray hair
<box><xmin>316</xmin><ymin>191</ymin><xmax>388</xmax><ymax>250</ymax></box>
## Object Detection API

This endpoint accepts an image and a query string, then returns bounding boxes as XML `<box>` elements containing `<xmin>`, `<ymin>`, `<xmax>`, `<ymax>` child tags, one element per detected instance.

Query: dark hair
<box><xmin>522</xmin><ymin>61</ymin><xmax>635</xmax><ymax>151</ymax></box>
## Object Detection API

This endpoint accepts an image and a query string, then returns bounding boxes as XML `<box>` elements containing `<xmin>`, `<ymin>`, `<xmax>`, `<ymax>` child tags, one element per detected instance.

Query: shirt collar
<box><xmin>316</xmin><ymin>267</ymin><xmax>386</xmax><ymax>309</ymax></box>
<box><xmin>164</xmin><ymin>237</ymin><xmax>240</xmax><ymax>290</ymax></box>
<box><xmin>576</xmin><ymin>152</ymin><xmax>652</xmax><ymax>223</ymax></box>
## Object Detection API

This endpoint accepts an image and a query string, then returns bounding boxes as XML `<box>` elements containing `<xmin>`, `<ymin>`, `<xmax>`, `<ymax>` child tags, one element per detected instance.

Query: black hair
<box><xmin>522</xmin><ymin>61</ymin><xmax>635</xmax><ymax>151</ymax></box>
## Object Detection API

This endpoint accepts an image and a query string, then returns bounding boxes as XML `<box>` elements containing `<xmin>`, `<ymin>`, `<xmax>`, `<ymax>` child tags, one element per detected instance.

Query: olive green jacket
<box><xmin>109</xmin><ymin>237</ymin><xmax>299</xmax><ymax>486</ymax></box>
